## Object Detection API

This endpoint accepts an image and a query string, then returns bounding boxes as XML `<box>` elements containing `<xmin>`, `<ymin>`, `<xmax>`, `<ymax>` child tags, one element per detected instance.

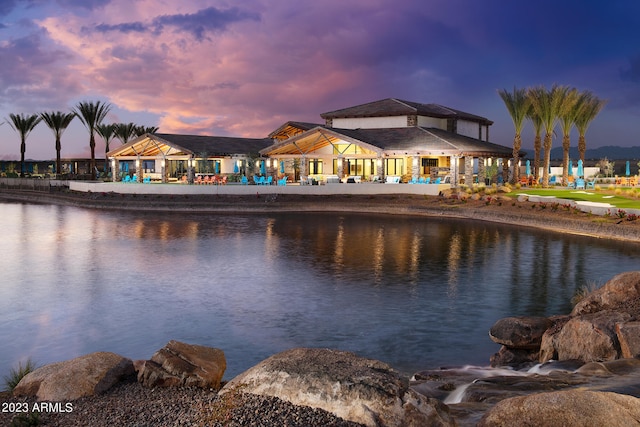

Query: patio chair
<box><xmin>143</xmin><ymin>176</ymin><xmax>151</xmax><ymax>184</ymax></box>
<box><xmin>409</xmin><ymin>177</ymin><xmax>418</xmax><ymax>184</ymax></box>
<box><xmin>122</xmin><ymin>175</ymin><xmax>131</xmax><ymax>183</ymax></box>
<box><xmin>424</xmin><ymin>177</ymin><xmax>431</xmax><ymax>184</ymax></box>
<box><xmin>586</xmin><ymin>178</ymin><xmax>596</xmax><ymax>189</ymax></box>
<box><xmin>266</xmin><ymin>176</ymin><xmax>273</xmax><ymax>185</ymax></box>
<box><xmin>575</xmin><ymin>178</ymin><xmax>585</xmax><ymax>190</ymax></box>
<box><xmin>181</xmin><ymin>175</ymin><xmax>187</xmax><ymax>183</ymax></box>
<box><xmin>203</xmin><ymin>175</ymin><xmax>211</xmax><ymax>185</ymax></box>
<box><xmin>434</xmin><ymin>177</ymin><xmax>441</xmax><ymax>184</ymax></box>
<box><xmin>257</xmin><ymin>176</ymin><xmax>266</xmax><ymax>185</ymax></box>
<box><xmin>253</xmin><ymin>175</ymin><xmax>260</xmax><ymax>185</ymax></box>
<box><xmin>241</xmin><ymin>175</ymin><xmax>248</xmax><ymax>185</ymax></box>
<box><xmin>131</xmin><ymin>175</ymin><xmax>137</xmax><ymax>183</ymax></box>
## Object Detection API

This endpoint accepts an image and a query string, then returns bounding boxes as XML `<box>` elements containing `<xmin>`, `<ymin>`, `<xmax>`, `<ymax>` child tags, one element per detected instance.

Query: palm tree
<box><xmin>498</xmin><ymin>87</ymin><xmax>530</xmax><ymax>183</ymax></box>
<box><xmin>134</xmin><ymin>125</ymin><xmax>159</xmax><ymax>137</ymax></box>
<box><xmin>114</xmin><ymin>122</ymin><xmax>138</xmax><ymax>145</ymax></box>
<box><xmin>7</xmin><ymin>113</ymin><xmax>42</xmax><ymax>177</ymax></box>
<box><xmin>73</xmin><ymin>100</ymin><xmax>111</xmax><ymax>179</ymax></box>
<box><xmin>575</xmin><ymin>92</ymin><xmax>607</xmax><ymax>163</ymax></box>
<box><xmin>40</xmin><ymin>111</ymin><xmax>76</xmax><ymax>178</ymax></box>
<box><xmin>558</xmin><ymin>88</ymin><xmax>580</xmax><ymax>183</ymax></box>
<box><xmin>527</xmin><ymin>85</ymin><xmax>574</xmax><ymax>187</ymax></box>
<box><xmin>526</xmin><ymin>106</ymin><xmax>543</xmax><ymax>182</ymax></box>
<box><xmin>97</xmin><ymin>124</ymin><xmax>116</xmax><ymax>177</ymax></box>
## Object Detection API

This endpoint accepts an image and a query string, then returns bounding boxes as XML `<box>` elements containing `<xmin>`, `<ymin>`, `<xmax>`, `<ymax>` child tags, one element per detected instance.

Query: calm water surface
<box><xmin>1</xmin><ymin>202</ymin><xmax>639</xmax><ymax>380</ymax></box>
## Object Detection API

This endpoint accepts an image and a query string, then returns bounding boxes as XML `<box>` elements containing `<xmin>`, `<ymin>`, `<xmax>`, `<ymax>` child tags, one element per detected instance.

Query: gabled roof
<box><xmin>261</xmin><ymin>126</ymin><xmax>515</xmax><ymax>157</ymax></box>
<box><xmin>320</xmin><ymin>98</ymin><xmax>493</xmax><ymax>125</ymax></box>
<box><xmin>108</xmin><ymin>133</ymin><xmax>273</xmax><ymax>158</ymax></box>
<box><xmin>268</xmin><ymin>121</ymin><xmax>324</xmax><ymax>141</ymax></box>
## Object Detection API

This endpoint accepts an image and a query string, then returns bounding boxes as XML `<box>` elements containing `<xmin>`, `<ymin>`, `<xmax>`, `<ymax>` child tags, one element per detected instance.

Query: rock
<box><xmin>13</xmin><ymin>352</ymin><xmax>134</xmax><ymax>401</ymax></box>
<box><xmin>489</xmin><ymin>316</ymin><xmax>552</xmax><ymax>349</ymax></box>
<box><xmin>221</xmin><ymin>347</ymin><xmax>456</xmax><ymax>427</ymax></box>
<box><xmin>616</xmin><ymin>322</ymin><xmax>640</xmax><ymax>358</ymax></box>
<box><xmin>137</xmin><ymin>340</ymin><xmax>226</xmax><ymax>390</ymax></box>
<box><xmin>489</xmin><ymin>346</ymin><xmax>539</xmax><ymax>368</ymax></box>
<box><xmin>538</xmin><ymin>316</ymin><xmax>571</xmax><ymax>362</ymax></box>
<box><xmin>540</xmin><ymin>311</ymin><xmax>632</xmax><ymax>363</ymax></box>
<box><xmin>478</xmin><ymin>390</ymin><xmax>640</xmax><ymax>427</ymax></box>
<box><xmin>572</xmin><ymin>271</ymin><xmax>640</xmax><ymax>316</ymax></box>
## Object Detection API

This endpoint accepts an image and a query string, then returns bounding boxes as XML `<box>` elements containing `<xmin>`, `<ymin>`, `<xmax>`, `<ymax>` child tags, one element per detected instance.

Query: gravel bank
<box><xmin>1</xmin><ymin>380</ymin><xmax>366</xmax><ymax>426</ymax></box>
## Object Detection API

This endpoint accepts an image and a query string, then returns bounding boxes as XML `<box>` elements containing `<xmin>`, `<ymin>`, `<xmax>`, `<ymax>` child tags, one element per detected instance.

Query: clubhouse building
<box><xmin>107</xmin><ymin>98</ymin><xmax>515</xmax><ymax>186</ymax></box>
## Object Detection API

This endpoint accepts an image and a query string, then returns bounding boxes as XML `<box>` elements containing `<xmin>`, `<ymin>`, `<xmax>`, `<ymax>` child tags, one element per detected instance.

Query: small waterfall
<box><xmin>443</xmin><ymin>381</ymin><xmax>474</xmax><ymax>404</ymax></box>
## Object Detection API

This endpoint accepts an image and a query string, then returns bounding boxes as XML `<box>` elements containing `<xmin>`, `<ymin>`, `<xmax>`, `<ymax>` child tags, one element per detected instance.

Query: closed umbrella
<box><xmin>260</xmin><ymin>160</ymin><xmax>266</xmax><ymax>175</ymax></box>
<box><xmin>568</xmin><ymin>159</ymin><xmax>573</xmax><ymax>177</ymax></box>
<box><xmin>280</xmin><ymin>160</ymin><xmax>285</xmax><ymax>174</ymax></box>
<box><xmin>626</xmin><ymin>160</ymin><xmax>630</xmax><ymax>177</ymax></box>
<box><xmin>577</xmin><ymin>159</ymin><xmax>584</xmax><ymax>178</ymax></box>
<box><xmin>214</xmin><ymin>161</ymin><xmax>220</xmax><ymax>174</ymax></box>
<box><xmin>525</xmin><ymin>160</ymin><xmax>531</xmax><ymax>177</ymax></box>
<box><xmin>233</xmin><ymin>161</ymin><xmax>239</xmax><ymax>174</ymax></box>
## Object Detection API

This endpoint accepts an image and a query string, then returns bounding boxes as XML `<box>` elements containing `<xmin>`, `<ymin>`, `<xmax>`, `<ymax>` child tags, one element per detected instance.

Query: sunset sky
<box><xmin>1</xmin><ymin>0</ymin><xmax>640</xmax><ymax>160</ymax></box>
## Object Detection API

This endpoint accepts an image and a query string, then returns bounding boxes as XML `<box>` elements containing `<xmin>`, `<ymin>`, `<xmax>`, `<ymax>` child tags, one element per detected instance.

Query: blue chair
<box><xmin>257</xmin><ymin>176</ymin><xmax>266</xmax><ymax>185</ymax></box>
<box><xmin>241</xmin><ymin>175</ymin><xmax>248</xmax><ymax>185</ymax></box>
<box><xmin>549</xmin><ymin>176</ymin><xmax>557</xmax><ymax>185</ymax></box>
<box><xmin>122</xmin><ymin>175</ymin><xmax>131</xmax><ymax>183</ymax></box>
<box><xmin>586</xmin><ymin>178</ymin><xmax>596</xmax><ymax>189</ymax></box>
<box><xmin>265</xmin><ymin>176</ymin><xmax>273</xmax><ymax>185</ymax></box>
<box><xmin>409</xmin><ymin>177</ymin><xmax>418</xmax><ymax>184</ymax></box>
<box><xmin>143</xmin><ymin>176</ymin><xmax>151</xmax><ymax>184</ymax></box>
<box><xmin>424</xmin><ymin>177</ymin><xmax>431</xmax><ymax>184</ymax></box>
<box><xmin>253</xmin><ymin>175</ymin><xmax>260</xmax><ymax>185</ymax></box>
<box><xmin>278</xmin><ymin>177</ymin><xmax>287</xmax><ymax>186</ymax></box>
<box><xmin>434</xmin><ymin>177</ymin><xmax>441</xmax><ymax>184</ymax></box>
<box><xmin>575</xmin><ymin>178</ymin><xmax>585</xmax><ymax>190</ymax></box>
<box><xmin>418</xmin><ymin>177</ymin><xmax>425</xmax><ymax>184</ymax></box>
<box><xmin>131</xmin><ymin>175</ymin><xmax>137</xmax><ymax>183</ymax></box>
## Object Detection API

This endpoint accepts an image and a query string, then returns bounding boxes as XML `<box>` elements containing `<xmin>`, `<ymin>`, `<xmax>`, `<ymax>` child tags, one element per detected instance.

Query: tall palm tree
<box><xmin>40</xmin><ymin>111</ymin><xmax>76</xmax><ymax>177</ymax></box>
<box><xmin>526</xmin><ymin>106</ymin><xmax>543</xmax><ymax>182</ymax></box>
<box><xmin>498</xmin><ymin>87</ymin><xmax>530</xmax><ymax>183</ymax></box>
<box><xmin>575</xmin><ymin>92</ymin><xmax>607</xmax><ymax>163</ymax></box>
<box><xmin>114</xmin><ymin>122</ymin><xmax>138</xmax><ymax>145</ymax></box>
<box><xmin>73</xmin><ymin>100</ymin><xmax>111</xmax><ymax>179</ymax></box>
<box><xmin>558</xmin><ymin>88</ymin><xmax>580</xmax><ymax>183</ymax></box>
<box><xmin>7</xmin><ymin>113</ymin><xmax>42</xmax><ymax>177</ymax></box>
<box><xmin>97</xmin><ymin>123</ymin><xmax>116</xmax><ymax>177</ymax></box>
<box><xmin>134</xmin><ymin>125</ymin><xmax>159</xmax><ymax>137</ymax></box>
<box><xmin>527</xmin><ymin>84</ymin><xmax>573</xmax><ymax>187</ymax></box>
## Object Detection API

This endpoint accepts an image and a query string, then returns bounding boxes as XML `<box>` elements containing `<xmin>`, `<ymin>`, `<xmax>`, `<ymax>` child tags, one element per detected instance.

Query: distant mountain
<box><xmin>522</xmin><ymin>146</ymin><xmax>640</xmax><ymax>160</ymax></box>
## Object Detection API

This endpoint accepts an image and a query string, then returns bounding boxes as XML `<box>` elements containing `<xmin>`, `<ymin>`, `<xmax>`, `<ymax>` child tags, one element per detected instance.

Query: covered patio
<box><xmin>107</xmin><ymin>133</ymin><xmax>272</xmax><ymax>183</ymax></box>
<box><xmin>260</xmin><ymin>125</ymin><xmax>516</xmax><ymax>186</ymax></box>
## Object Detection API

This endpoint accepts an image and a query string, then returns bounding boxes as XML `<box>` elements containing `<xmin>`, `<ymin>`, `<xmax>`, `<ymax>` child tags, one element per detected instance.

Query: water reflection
<box><xmin>1</xmin><ymin>204</ymin><xmax>640</xmax><ymax>380</ymax></box>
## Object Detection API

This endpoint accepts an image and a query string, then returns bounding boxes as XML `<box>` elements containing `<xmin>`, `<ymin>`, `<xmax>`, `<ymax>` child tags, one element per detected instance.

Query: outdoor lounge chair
<box><xmin>122</xmin><ymin>175</ymin><xmax>131</xmax><ymax>183</ymax></box>
<box><xmin>586</xmin><ymin>178</ymin><xmax>596</xmax><ymax>189</ymax></box>
<box><xmin>143</xmin><ymin>176</ymin><xmax>151</xmax><ymax>184</ymax></box>
<box><xmin>241</xmin><ymin>176</ymin><xmax>248</xmax><ymax>185</ymax></box>
<box><xmin>575</xmin><ymin>178</ymin><xmax>585</xmax><ymax>190</ymax></box>
<box><xmin>266</xmin><ymin>176</ymin><xmax>273</xmax><ymax>185</ymax></box>
<box><xmin>424</xmin><ymin>177</ymin><xmax>431</xmax><ymax>184</ymax></box>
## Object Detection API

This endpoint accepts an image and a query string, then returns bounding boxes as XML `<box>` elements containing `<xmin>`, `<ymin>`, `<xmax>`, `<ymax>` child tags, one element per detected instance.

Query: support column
<box><xmin>450</xmin><ymin>155</ymin><xmax>460</xmax><ymax>188</ymax></box>
<box><xmin>412</xmin><ymin>156</ymin><xmax>420</xmax><ymax>181</ymax></box>
<box><xmin>337</xmin><ymin>155</ymin><xmax>344</xmax><ymax>179</ymax></box>
<box><xmin>299</xmin><ymin>155</ymin><xmax>307</xmax><ymax>184</ymax></box>
<box><xmin>376</xmin><ymin>156</ymin><xmax>384</xmax><ymax>182</ymax></box>
<box><xmin>111</xmin><ymin>159</ymin><xmax>118</xmax><ymax>182</ymax></box>
<box><xmin>161</xmin><ymin>159</ymin><xmax>167</xmax><ymax>183</ymax></box>
<box><xmin>478</xmin><ymin>157</ymin><xmax>486</xmax><ymax>185</ymax></box>
<box><xmin>187</xmin><ymin>158</ymin><xmax>194</xmax><ymax>184</ymax></box>
<box><xmin>464</xmin><ymin>156</ymin><xmax>474</xmax><ymax>186</ymax></box>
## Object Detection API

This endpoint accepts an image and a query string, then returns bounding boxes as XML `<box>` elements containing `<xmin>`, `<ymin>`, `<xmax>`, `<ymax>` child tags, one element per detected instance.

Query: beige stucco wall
<box><xmin>332</xmin><ymin>116</ymin><xmax>408</xmax><ymax>129</ymax></box>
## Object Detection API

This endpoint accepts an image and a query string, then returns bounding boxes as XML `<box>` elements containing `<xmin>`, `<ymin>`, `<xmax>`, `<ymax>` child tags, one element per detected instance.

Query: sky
<box><xmin>1</xmin><ymin>0</ymin><xmax>640</xmax><ymax>160</ymax></box>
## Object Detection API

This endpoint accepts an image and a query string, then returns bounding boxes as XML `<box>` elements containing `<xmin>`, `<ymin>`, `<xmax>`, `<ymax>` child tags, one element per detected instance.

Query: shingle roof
<box><xmin>152</xmin><ymin>133</ymin><xmax>273</xmax><ymax>156</ymax></box>
<box><xmin>320</xmin><ymin>98</ymin><xmax>493</xmax><ymax>125</ymax></box>
<box><xmin>312</xmin><ymin>126</ymin><xmax>513</xmax><ymax>156</ymax></box>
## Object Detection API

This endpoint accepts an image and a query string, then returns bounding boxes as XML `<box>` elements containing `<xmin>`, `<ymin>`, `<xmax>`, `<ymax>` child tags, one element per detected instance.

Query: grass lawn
<box><xmin>509</xmin><ymin>187</ymin><xmax>640</xmax><ymax>210</ymax></box>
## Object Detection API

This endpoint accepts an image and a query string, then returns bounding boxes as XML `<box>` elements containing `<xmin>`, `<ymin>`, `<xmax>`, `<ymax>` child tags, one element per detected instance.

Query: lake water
<box><xmin>1</xmin><ymin>202</ymin><xmax>640</xmax><ymax>380</ymax></box>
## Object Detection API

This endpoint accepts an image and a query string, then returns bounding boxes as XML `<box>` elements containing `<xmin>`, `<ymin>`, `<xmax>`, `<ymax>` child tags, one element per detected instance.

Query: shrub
<box><xmin>3</xmin><ymin>358</ymin><xmax>36</xmax><ymax>392</ymax></box>
<box><xmin>616</xmin><ymin>209</ymin><xmax>627</xmax><ymax>219</ymax></box>
<box><xmin>572</xmin><ymin>281</ymin><xmax>601</xmax><ymax>306</ymax></box>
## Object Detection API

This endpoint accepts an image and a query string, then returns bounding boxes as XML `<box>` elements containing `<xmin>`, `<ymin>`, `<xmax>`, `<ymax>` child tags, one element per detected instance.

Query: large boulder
<box><xmin>489</xmin><ymin>316</ymin><xmax>552</xmax><ymax>349</ymax></box>
<box><xmin>478</xmin><ymin>390</ymin><xmax>640</xmax><ymax>427</ymax></box>
<box><xmin>539</xmin><ymin>311</ymin><xmax>631</xmax><ymax>363</ymax></box>
<box><xmin>616</xmin><ymin>322</ymin><xmax>640</xmax><ymax>358</ymax></box>
<box><xmin>137</xmin><ymin>340</ymin><xmax>226</xmax><ymax>390</ymax></box>
<box><xmin>13</xmin><ymin>352</ymin><xmax>134</xmax><ymax>401</ymax></box>
<box><xmin>572</xmin><ymin>271</ymin><xmax>640</xmax><ymax>316</ymax></box>
<box><xmin>221</xmin><ymin>347</ymin><xmax>456</xmax><ymax>427</ymax></box>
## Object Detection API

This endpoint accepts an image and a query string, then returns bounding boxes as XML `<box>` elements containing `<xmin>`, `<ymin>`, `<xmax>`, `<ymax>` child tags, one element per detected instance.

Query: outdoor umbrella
<box><xmin>577</xmin><ymin>159</ymin><xmax>584</xmax><ymax>178</ymax></box>
<box><xmin>214</xmin><ymin>161</ymin><xmax>220</xmax><ymax>174</ymax></box>
<box><xmin>525</xmin><ymin>160</ymin><xmax>531</xmax><ymax>176</ymax></box>
<box><xmin>568</xmin><ymin>159</ymin><xmax>573</xmax><ymax>177</ymax></box>
<box><xmin>260</xmin><ymin>160</ymin><xmax>266</xmax><ymax>175</ymax></box>
<box><xmin>626</xmin><ymin>160</ymin><xmax>631</xmax><ymax>177</ymax></box>
<box><xmin>280</xmin><ymin>160</ymin><xmax>285</xmax><ymax>174</ymax></box>
<box><xmin>233</xmin><ymin>161</ymin><xmax>239</xmax><ymax>174</ymax></box>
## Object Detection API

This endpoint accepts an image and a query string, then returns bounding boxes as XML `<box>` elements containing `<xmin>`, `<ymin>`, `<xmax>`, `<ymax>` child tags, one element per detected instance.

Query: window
<box><xmin>309</xmin><ymin>159</ymin><xmax>323</xmax><ymax>174</ymax></box>
<box><xmin>142</xmin><ymin>160</ymin><xmax>155</xmax><ymax>173</ymax></box>
<box><xmin>385</xmin><ymin>158</ymin><xmax>404</xmax><ymax>176</ymax></box>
